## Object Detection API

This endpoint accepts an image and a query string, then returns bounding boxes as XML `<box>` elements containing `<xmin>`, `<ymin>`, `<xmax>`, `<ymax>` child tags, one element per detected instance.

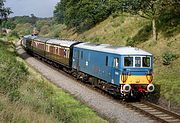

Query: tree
<box><xmin>1</xmin><ymin>20</ymin><xmax>16</xmax><ymax>29</ymax></box>
<box><xmin>54</xmin><ymin>0</ymin><xmax>112</xmax><ymax>32</ymax></box>
<box><xmin>30</xmin><ymin>14</ymin><xmax>37</xmax><ymax>25</ymax></box>
<box><xmin>54</xmin><ymin>0</ymin><xmax>67</xmax><ymax>24</ymax></box>
<box><xmin>117</xmin><ymin>0</ymin><xmax>178</xmax><ymax>42</ymax></box>
<box><xmin>0</xmin><ymin>0</ymin><xmax>12</xmax><ymax>25</ymax></box>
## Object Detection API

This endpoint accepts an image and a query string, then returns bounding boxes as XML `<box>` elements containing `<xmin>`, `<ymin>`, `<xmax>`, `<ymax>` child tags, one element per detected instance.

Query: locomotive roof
<box><xmin>74</xmin><ymin>42</ymin><xmax>152</xmax><ymax>56</ymax></box>
<box><xmin>46</xmin><ymin>39</ymin><xmax>79</xmax><ymax>47</ymax></box>
<box><xmin>24</xmin><ymin>35</ymin><xmax>37</xmax><ymax>39</ymax></box>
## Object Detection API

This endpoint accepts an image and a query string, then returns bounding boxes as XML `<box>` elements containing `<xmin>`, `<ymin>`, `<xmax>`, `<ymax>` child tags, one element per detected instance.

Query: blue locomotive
<box><xmin>22</xmin><ymin>35</ymin><xmax>154</xmax><ymax>98</ymax></box>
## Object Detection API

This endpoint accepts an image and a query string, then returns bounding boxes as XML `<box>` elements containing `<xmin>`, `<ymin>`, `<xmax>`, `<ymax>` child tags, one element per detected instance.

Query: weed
<box><xmin>126</xmin><ymin>37</ymin><xmax>134</xmax><ymax>46</ymax></box>
<box><xmin>162</xmin><ymin>51</ymin><xmax>177</xmax><ymax>65</ymax></box>
<box><xmin>9</xmin><ymin>31</ymin><xmax>20</xmax><ymax>39</ymax></box>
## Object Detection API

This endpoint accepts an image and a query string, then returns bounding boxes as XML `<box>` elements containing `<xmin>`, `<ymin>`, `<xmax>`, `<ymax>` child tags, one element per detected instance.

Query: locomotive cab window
<box><xmin>135</xmin><ymin>57</ymin><xmax>141</xmax><ymax>67</ymax></box>
<box><xmin>114</xmin><ymin>57</ymin><xmax>119</xmax><ymax>69</ymax></box>
<box><xmin>124</xmin><ymin>57</ymin><xmax>133</xmax><ymax>67</ymax></box>
<box><xmin>143</xmin><ymin>57</ymin><xmax>150</xmax><ymax>67</ymax></box>
<box><xmin>106</xmin><ymin>56</ymin><xmax>108</xmax><ymax>66</ymax></box>
<box><xmin>81</xmin><ymin>51</ymin><xmax>83</xmax><ymax>59</ymax></box>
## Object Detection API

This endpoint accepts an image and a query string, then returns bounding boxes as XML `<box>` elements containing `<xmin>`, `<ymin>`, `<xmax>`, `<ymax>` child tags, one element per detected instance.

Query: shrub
<box><xmin>39</xmin><ymin>25</ymin><xmax>50</xmax><ymax>35</ymax></box>
<box><xmin>162</xmin><ymin>51</ymin><xmax>177</xmax><ymax>65</ymax></box>
<box><xmin>126</xmin><ymin>37</ymin><xmax>135</xmax><ymax>46</ymax></box>
<box><xmin>9</xmin><ymin>31</ymin><xmax>20</xmax><ymax>39</ymax></box>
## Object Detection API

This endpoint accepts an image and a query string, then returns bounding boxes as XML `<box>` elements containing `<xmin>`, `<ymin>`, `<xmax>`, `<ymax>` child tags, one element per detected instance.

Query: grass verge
<box><xmin>0</xmin><ymin>39</ymin><xmax>107</xmax><ymax>123</ymax></box>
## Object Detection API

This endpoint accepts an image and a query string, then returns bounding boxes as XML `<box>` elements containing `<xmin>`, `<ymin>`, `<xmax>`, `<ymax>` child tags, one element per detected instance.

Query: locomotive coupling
<box><xmin>147</xmin><ymin>84</ymin><xmax>155</xmax><ymax>92</ymax></box>
<box><xmin>123</xmin><ymin>84</ymin><xmax>131</xmax><ymax>93</ymax></box>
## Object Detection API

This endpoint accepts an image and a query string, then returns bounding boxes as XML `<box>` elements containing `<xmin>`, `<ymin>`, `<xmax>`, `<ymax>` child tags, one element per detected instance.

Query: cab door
<box><xmin>111</xmin><ymin>57</ymin><xmax>120</xmax><ymax>85</ymax></box>
<box><xmin>72</xmin><ymin>49</ymin><xmax>80</xmax><ymax>71</ymax></box>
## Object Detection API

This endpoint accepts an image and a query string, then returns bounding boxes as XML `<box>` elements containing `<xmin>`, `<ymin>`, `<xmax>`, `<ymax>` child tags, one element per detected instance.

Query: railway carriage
<box><xmin>45</xmin><ymin>39</ymin><xmax>80</xmax><ymax>68</ymax></box>
<box><xmin>23</xmin><ymin>35</ymin><xmax>81</xmax><ymax>68</ymax></box>
<box><xmin>31</xmin><ymin>37</ymin><xmax>49</xmax><ymax>57</ymax></box>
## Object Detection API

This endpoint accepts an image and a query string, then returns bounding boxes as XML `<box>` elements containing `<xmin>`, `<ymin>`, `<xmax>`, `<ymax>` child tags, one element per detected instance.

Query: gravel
<box><xmin>16</xmin><ymin>41</ymin><xmax>156</xmax><ymax>123</ymax></box>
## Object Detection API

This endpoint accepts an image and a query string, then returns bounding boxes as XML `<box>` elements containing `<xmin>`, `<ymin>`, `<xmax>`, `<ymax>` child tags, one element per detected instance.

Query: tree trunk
<box><xmin>152</xmin><ymin>18</ymin><xmax>157</xmax><ymax>42</ymax></box>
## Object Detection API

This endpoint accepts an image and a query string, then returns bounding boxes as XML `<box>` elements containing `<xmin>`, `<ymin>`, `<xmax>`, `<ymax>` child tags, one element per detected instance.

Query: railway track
<box><xmin>127</xmin><ymin>101</ymin><xmax>180</xmax><ymax>123</ymax></box>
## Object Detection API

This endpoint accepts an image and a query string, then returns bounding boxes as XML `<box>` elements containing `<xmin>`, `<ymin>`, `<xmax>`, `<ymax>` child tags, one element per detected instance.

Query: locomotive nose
<box><xmin>147</xmin><ymin>84</ymin><xmax>155</xmax><ymax>92</ymax></box>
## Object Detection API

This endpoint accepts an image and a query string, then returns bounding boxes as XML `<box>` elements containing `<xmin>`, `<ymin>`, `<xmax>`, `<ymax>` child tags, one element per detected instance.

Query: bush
<box><xmin>39</xmin><ymin>25</ymin><xmax>50</xmax><ymax>35</ymax></box>
<box><xmin>162</xmin><ymin>51</ymin><xmax>177</xmax><ymax>65</ymax></box>
<box><xmin>126</xmin><ymin>37</ymin><xmax>135</xmax><ymax>46</ymax></box>
<box><xmin>9</xmin><ymin>31</ymin><xmax>20</xmax><ymax>39</ymax></box>
<box><xmin>14</xmin><ymin>23</ymin><xmax>33</xmax><ymax>36</ymax></box>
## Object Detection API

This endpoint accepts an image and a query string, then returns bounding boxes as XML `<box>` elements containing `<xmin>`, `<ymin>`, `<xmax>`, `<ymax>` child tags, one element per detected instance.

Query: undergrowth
<box><xmin>0</xmin><ymin>40</ymin><xmax>107</xmax><ymax>123</ymax></box>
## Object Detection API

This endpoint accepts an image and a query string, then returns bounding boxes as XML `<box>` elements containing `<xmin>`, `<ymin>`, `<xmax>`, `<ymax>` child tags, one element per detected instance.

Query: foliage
<box><xmin>10</xmin><ymin>15</ymin><xmax>38</xmax><ymax>25</ymax></box>
<box><xmin>0</xmin><ymin>40</ymin><xmax>107</xmax><ymax>123</ymax></box>
<box><xmin>35</xmin><ymin>20</ymin><xmax>50</xmax><ymax>31</ymax></box>
<box><xmin>39</xmin><ymin>25</ymin><xmax>50</xmax><ymax>35</ymax></box>
<box><xmin>117</xmin><ymin>0</ymin><xmax>179</xmax><ymax>41</ymax></box>
<box><xmin>9</xmin><ymin>31</ymin><xmax>19</xmax><ymax>38</ymax></box>
<box><xmin>14</xmin><ymin>23</ymin><xmax>33</xmax><ymax>36</ymax></box>
<box><xmin>46</xmin><ymin>24</ymin><xmax>66</xmax><ymax>38</ymax></box>
<box><xmin>156</xmin><ymin>6</ymin><xmax>180</xmax><ymax>38</ymax></box>
<box><xmin>0</xmin><ymin>0</ymin><xmax>12</xmax><ymax>24</ymax></box>
<box><xmin>1</xmin><ymin>20</ymin><xmax>16</xmax><ymax>29</ymax></box>
<box><xmin>0</xmin><ymin>41</ymin><xmax>28</xmax><ymax>101</ymax></box>
<box><xmin>115</xmin><ymin>0</ymin><xmax>179</xmax><ymax>22</ymax></box>
<box><xmin>162</xmin><ymin>51</ymin><xmax>178</xmax><ymax>65</ymax></box>
<box><xmin>126</xmin><ymin>24</ymin><xmax>152</xmax><ymax>46</ymax></box>
<box><xmin>54</xmin><ymin>0</ymin><xmax>113</xmax><ymax>32</ymax></box>
<box><xmin>53</xmin><ymin>0</ymin><xmax>179</xmax><ymax>40</ymax></box>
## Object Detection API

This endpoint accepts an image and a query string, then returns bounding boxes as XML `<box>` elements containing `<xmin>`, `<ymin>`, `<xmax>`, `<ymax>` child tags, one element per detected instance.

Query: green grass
<box><xmin>0</xmin><ymin>39</ymin><xmax>107</xmax><ymax>123</ymax></box>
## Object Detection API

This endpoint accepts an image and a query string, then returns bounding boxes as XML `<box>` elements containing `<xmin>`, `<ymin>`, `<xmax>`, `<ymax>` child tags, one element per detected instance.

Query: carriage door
<box><xmin>73</xmin><ymin>49</ymin><xmax>80</xmax><ymax>71</ymax></box>
<box><xmin>111</xmin><ymin>57</ymin><xmax>120</xmax><ymax>85</ymax></box>
<box><xmin>76</xmin><ymin>50</ymin><xmax>80</xmax><ymax>71</ymax></box>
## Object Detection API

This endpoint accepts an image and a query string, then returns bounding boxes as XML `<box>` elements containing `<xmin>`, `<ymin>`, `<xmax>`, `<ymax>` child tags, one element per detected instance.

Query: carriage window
<box><xmin>143</xmin><ymin>57</ymin><xmax>150</xmax><ymax>67</ymax></box>
<box><xmin>56</xmin><ymin>47</ymin><xmax>58</xmax><ymax>54</ymax></box>
<box><xmin>64</xmin><ymin>49</ymin><xmax>67</xmax><ymax>57</ymax></box>
<box><xmin>135</xmin><ymin>57</ymin><xmax>141</xmax><ymax>67</ymax></box>
<box><xmin>106</xmin><ymin>56</ymin><xmax>108</xmax><ymax>66</ymax></box>
<box><xmin>75</xmin><ymin>50</ymin><xmax>78</xmax><ymax>58</ymax></box>
<box><xmin>114</xmin><ymin>57</ymin><xmax>119</xmax><ymax>69</ymax></box>
<box><xmin>49</xmin><ymin>46</ymin><xmax>54</xmax><ymax>53</ymax></box>
<box><xmin>124</xmin><ymin>57</ymin><xmax>133</xmax><ymax>67</ymax></box>
<box><xmin>81</xmin><ymin>51</ymin><xmax>83</xmax><ymax>59</ymax></box>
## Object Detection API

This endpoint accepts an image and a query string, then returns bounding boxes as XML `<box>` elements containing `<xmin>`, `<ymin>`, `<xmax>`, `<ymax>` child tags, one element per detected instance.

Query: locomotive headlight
<box><xmin>146</xmin><ymin>72</ymin><xmax>153</xmax><ymax>83</ymax></box>
<box><xmin>147</xmin><ymin>84</ymin><xmax>155</xmax><ymax>92</ymax></box>
<box><xmin>123</xmin><ymin>84</ymin><xmax>131</xmax><ymax>93</ymax></box>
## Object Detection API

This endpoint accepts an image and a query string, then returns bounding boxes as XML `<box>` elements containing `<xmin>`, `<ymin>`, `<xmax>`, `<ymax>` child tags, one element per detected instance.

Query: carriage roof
<box><xmin>46</xmin><ymin>39</ymin><xmax>79</xmax><ymax>47</ymax></box>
